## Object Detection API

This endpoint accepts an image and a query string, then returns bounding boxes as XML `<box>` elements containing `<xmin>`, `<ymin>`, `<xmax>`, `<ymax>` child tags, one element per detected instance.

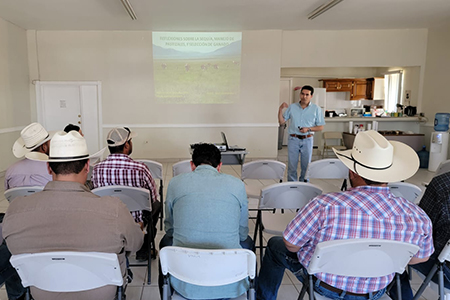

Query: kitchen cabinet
<box><xmin>320</xmin><ymin>77</ymin><xmax>384</xmax><ymax>101</ymax></box>
<box><xmin>320</xmin><ymin>79</ymin><xmax>353</xmax><ymax>92</ymax></box>
<box><xmin>351</xmin><ymin>79</ymin><xmax>367</xmax><ymax>100</ymax></box>
<box><xmin>366</xmin><ymin>77</ymin><xmax>385</xmax><ymax>100</ymax></box>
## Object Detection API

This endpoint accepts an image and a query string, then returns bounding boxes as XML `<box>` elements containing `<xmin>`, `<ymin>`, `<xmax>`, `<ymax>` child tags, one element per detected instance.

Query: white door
<box><xmin>36</xmin><ymin>81</ymin><xmax>102</xmax><ymax>153</ymax></box>
<box><xmin>279</xmin><ymin>78</ymin><xmax>293</xmax><ymax>145</ymax></box>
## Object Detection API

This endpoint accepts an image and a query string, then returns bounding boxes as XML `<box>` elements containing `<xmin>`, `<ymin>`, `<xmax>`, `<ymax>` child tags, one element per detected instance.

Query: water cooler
<box><xmin>429</xmin><ymin>113</ymin><xmax>450</xmax><ymax>172</ymax></box>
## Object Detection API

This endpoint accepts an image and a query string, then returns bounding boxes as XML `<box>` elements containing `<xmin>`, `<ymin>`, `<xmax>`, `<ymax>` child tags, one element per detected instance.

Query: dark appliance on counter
<box><xmin>404</xmin><ymin>106</ymin><xmax>417</xmax><ymax>116</ymax></box>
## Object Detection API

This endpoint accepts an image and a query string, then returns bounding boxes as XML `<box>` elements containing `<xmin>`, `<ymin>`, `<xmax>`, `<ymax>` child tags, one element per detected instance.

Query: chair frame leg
<box><xmin>439</xmin><ymin>264</ymin><xmax>445</xmax><ymax>300</ymax></box>
<box><xmin>25</xmin><ymin>287</ymin><xmax>31</xmax><ymax>300</ymax></box>
<box><xmin>396</xmin><ymin>273</ymin><xmax>402</xmax><ymax>300</ymax></box>
<box><xmin>412</xmin><ymin>263</ymin><xmax>439</xmax><ymax>300</ymax></box>
<box><xmin>159</xmin><ymin>179</ymin><xmax>164</xmax><ymax>231</ymax></box>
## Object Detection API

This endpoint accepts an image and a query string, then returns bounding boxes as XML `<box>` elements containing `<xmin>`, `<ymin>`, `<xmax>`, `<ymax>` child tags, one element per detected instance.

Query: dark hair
<box><xmin>64</xmin><ymin>124</ymin><xmax>81</xmax><ymax>133</ymax></box>
<box><xmin>49</xmin><ymin>159</ymin><xmax>89</xmax><ymax>175</ymax></box>
<box><xmin>108</xmin><ymin>144</ymin><xmax>126</xmax><ymax>154</ymax></box>
<box><xmin>362</xmin><ymin>177</ymin><xmax>386</xmax><ymax>186</ymax></box>
<box><xmin>301</xmin><ymin>85</ymin><xmax>314</xmax><ymax>95</ymax></box>
<box><xmin>192</xmin><ymin>143</ymin><xmax>221</xmax><ymax>168</ymax></box>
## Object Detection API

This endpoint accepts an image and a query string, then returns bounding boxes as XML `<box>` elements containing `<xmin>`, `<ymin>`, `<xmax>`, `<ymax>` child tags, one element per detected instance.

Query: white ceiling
<box><xmin>0</xmin><ymin>0</ymin><xmax>449</xmax><ymax>31</ymax></box>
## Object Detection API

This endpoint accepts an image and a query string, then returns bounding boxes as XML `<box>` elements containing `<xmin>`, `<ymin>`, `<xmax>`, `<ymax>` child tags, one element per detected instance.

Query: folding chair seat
<box><xmin>387</xmin><ymin>182</ymin><xmax>423</xmax><ymax>204</ymax></box>
<box><xmin>91</xmin><ymin>185</ymin><xmax>154</xmax><ymax>284</ymax></box>
<box><xmin>254</xmin><ymin>182</ymin><xmax>322</xmax><ymax>265</ymax></box>
<box><xmin>137</xmin><ymin>159</ymin><xmax>165</xmax><ymax>230</ymax></box>
<box><xmin>412</xmin><ymin>239</ymin><xmax>450</xmax><ymax>300</ymax></box>
<box><xmin>160</xmin><ymin>246</ymin><xmax>256</xmax><ymax>300</ymax></box>
<box><xmin>305</xmin><ymin>158</ymin><xmax>349</xmax><ymax>192</ymax></box>
<box><xmin>240</xmin><ymin>160</ymin><xmax>286</xmax><ymax>200</ymax></box>
<box><xmin>10</xmin><ymin>251</ymin><xmax>125</xmax><ymax>300</ymax></box>
<box><xmin>297</xmin><ymin>239</ymin><xmax>420</xmax><ymax>300</ymax></box>
<box><xmin>322</xmin><ymin>132</ymin><xmax>346</xmax><ymax>159</ymax></box>
<box><xmin>172</xmin><ymin>160</ymin><xmax>192</xmax><ymax>177</ymax></box>
<box><xmin>4</xmin><ymin>186</ymin><xmax>44</xmax><ymax>203</ymax></box>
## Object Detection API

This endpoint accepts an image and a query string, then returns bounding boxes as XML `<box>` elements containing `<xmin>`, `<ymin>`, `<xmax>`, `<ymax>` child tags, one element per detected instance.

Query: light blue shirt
<box><xmin>283</xmin><ymin>102</ymin><xmax>325</xmax><ymax>135</ymax></box>
<box><xmin>164</xmin><ymin>164</ymin><xmax>249</xmax><ymax>299</ymax></box>
<box><xmin>4</xmin><ymin>158</ymin><xmax>52</xmax><ymax>190</ymax></box>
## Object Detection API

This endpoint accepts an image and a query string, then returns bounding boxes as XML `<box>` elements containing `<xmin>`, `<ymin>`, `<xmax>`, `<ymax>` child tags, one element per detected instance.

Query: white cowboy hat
<box><xmin>333</xmin><ymin>130</ymin><xmax>419</xmax><ymax>183</ymax></box>
<box><xmin>25</xmin><ymin>131</ymin><xmax>93</xmax><ymax>162</ymax></box>
<box><xmin>13</xmin><ymin>123</ymin><xmax>54</xmax><ymax>158</ymax></box>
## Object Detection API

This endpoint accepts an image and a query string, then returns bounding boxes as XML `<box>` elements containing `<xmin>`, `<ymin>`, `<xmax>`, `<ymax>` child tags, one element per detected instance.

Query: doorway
<box><xmin>35</xmin><ymin>81</ymin><xmax>102</xmax><ymax>153</ymax></box>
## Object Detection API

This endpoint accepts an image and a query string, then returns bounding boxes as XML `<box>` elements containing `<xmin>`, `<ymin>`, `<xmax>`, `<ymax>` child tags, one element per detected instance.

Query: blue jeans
<box><xmin>0</xmin><ymin>240</ymin><xmax>25</xmax><ymax>300</ymax></box>
<box><xmin>158</xmin><ymin>235</ymin><xmax>255</xmax><ymax>300</ymax></box>
<box><xmin>287</xmin><ymin>136</ymin><xmax>313</xmax><ymax>182</ymax></box>
<box><xmin>256</xmin><ymin>236</ymin><xmax>386</xmax><ymax>300</ymax></box>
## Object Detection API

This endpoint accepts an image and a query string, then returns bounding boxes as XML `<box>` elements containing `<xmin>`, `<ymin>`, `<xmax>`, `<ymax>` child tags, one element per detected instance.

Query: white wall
<box><xmin>0</xmin><ymin>18</ymin><xmax>30</xmax><ymax>172</ymax></box>
<box><xmin>27</xmin><ymin>30</ymin><xmax>282</xmax><ymax>159</ymax></box>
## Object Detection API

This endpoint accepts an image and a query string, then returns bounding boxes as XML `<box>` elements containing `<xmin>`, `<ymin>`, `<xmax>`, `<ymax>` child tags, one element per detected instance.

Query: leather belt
<box><xmin>318</xmin><ymin>280</ymin><xmax>374</xmax><ymax>298</ymax></box>
<box><xmin>290</xmin><ymin>134</ymin><xmax>313</xmax><ymax>139</ymax></box>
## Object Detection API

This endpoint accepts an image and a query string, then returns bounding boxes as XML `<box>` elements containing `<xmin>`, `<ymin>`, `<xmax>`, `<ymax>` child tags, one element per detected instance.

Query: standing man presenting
<box><xmin>279</xmin><ymin>85</ymin><xmax>325</xmax><ymax>182</ymax></box>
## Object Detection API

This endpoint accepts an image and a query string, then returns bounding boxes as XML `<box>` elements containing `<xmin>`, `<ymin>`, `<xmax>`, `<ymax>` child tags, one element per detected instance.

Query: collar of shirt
<box><xmin>106</xmin><ymin>153</ymin><xmax>131</xmax><ymax>161</ymax></box>
<box><xmin>43</xmin><ymin>181</ymin><xmax>90</xmax><ymax>192</ymax></box>
<box><xmin>194</xmin><ymin>164</ymin><xmax>219</xmax><ymax>173</ymax></box>
<box><xmin>348</xmin><ymin>185</ymin><xmax>391</xmax><ymax>194</ymax></box>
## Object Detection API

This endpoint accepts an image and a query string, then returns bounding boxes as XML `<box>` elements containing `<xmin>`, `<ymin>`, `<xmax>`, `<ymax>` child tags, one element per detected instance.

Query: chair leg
<box><xmin>298</xmin><ymin>281</ymin><xmax>308</xmax><ymax>300</ymax></box>
<box><xmin>117</xmin><ymin>286</ymin><xmax>123</xmax><ymax>300</ymax></box>
<box><xmin>439</xmin><ymin>264</ymin><xmax>445</xmax><ymax>300</ymax></box>
<box><xmin>25</xmin><ymin>287</ymin><xmax>31</xmax><ymax>300</ymax></box>
<box><xmin>412</xmin><ymin>263</ymin><xmax>439</xmax><ymax>300</ymax></box>
<box><xmin>308</xmin><ymin>275</ymin><xmax>314</xmax><ymax>300</ymax></box>
<box><xmin>259</xmin><ymin>213</ymin><xmax>264</xmax><ymax>266</ymax></box>
<box><xmin>147</xmin><ymin>214</ymin><xmax>156</xmax><ymax>285</ymax></box>
<box><xmin>159</xmin><ymin>180</ymin><xmax>164</xmax><ymax>231</ymax></box>
<box><xmin>396</xmin><ymin>273</ymin><xmax>402</xmax><ymax>300</ymax></box>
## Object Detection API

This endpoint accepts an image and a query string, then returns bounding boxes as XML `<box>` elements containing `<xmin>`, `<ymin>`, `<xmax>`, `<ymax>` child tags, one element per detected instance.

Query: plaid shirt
<box><xmin>284</xmin><ymin>186</ymin><xmax>433</xmax><ymax>294</ymax></box>
<box><xmin>92</xmin><ymin>154</ymin><xmax>158</xmax><ymax>222</ymax></box>
<box><xmin>418</xmin><ymin>172</ymin><xmax>450</xmax><ymax>254</ymax></box>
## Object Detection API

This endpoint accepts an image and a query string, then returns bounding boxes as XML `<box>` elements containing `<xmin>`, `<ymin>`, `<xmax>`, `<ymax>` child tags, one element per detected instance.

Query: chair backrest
<box><xmin>91</xmin><ymin>186</ymin><xmax>150</xmax><ymax>212</ymax></box>
<box><xmin>435</xmin><ymin>159</ymin><xmax>450</xmax><ymax>177</ymax></box>
<box><xmin>160</xmin><ymin>246</ymin><xmax>256</xmax><ymax>286</ymax></box>
<box><xmin>241</xmin><ymin>160</ymin><xmax>286</xmax><ymax>181</ymax></box>
<box><xmin>172</xmin><ymin>160</ymin><xmax>192</xmax><ymax>177</ymax></box>
<box><xmin>259</xmin><ymin>182</ymin><xmax>322</xmax><ymax>210</ymax></box>
<box><xmin>4</xmin><ymin>186</ymin><xmax>44</xmax><ymax>202</ymax></box>
<box><xmin>10</xmin><ymin>251</ymin><xmax>123</xmax><ymax>292</ymax></box>
<box><xmin>305</xmin><ymin>159</ymin><xmax>349</xmax><ymax>180</ymax></box>
<box><xmin>90</xmin><ymin>147</ymin><xmax>107</xmax><ymax>165</ymax></box>
<box><xmin>137</xmin><ymin>159</ymin><xmax>163</xmax><ymax>180</ymax></box>
<box><xmin>323</xmin><ymin>132</ymin><xmax>344</xmax><ymax>143</ymax></box>
<box><xmin>307</xmin><ymin>239</ymin><xmax>419</xmax><ymax>277</ymax></box>
<box><xmin>388</xmin><ymin>182</ymin><xmax>422</xmax><ymax>203</ymax></box>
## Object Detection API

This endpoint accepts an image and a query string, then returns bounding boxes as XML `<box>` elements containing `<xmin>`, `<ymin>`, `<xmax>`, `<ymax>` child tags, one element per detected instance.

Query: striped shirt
<box><xmin>92</xmin><ymin>154</ymin><xmax>158</xmax><ymax>222</ymax></box>
<box><xmin>284</xmin><ymin>186</ymin><xmax>433</xmax><ymax>294</ymax></box>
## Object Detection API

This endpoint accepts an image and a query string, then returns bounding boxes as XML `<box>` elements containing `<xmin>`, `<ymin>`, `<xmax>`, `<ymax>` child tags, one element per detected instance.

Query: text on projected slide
<box><xmin>152</xmin><ymin>32</ymin><xmax>242</xmax><ymax>104</ymax></box>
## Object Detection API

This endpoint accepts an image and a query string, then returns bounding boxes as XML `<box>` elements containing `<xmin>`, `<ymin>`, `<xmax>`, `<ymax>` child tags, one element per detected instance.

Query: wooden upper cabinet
<box><xmin>320</xmin><ymin>79</ymin><xmax>353</xmax><ymax>92</ymax></box>
<box><xmin>351</xmin><ymin>79</ymin><xmax>367</xmax><ymax>100</ymax></box>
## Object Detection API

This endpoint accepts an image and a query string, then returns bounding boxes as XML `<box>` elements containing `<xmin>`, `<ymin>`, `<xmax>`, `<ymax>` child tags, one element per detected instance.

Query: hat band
<box><xmin>336</xmin><ymin>152</ymin><xmax>392</xmax><ymax>171</ymax></box>
<box><xmin>25</xmin><ymin>134</ymin><xmax>49</xmax><ymax>149</ymax></box>
<box><xmin>48</xmin><ymin>154</ymin><xmax>89</xmax><ymax>160</ymax></box>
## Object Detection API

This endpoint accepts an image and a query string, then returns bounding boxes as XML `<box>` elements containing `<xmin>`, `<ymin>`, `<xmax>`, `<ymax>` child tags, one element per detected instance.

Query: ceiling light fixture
<box><xmin>308</xmin><ymin>0</ymin><xmax>344</xmax><ymax>20</ymax></box>
<box><xmin>120</xmin><ymin>0</ymin><xmax>137</xmax><ymax>20</ymax></box>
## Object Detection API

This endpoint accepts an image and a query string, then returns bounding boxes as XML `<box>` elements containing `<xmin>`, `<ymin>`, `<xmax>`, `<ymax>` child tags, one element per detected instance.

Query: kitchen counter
<box><xmin>325</xmin><ymin>116</ymin><xmax>423</xmax><ymax>122</ymax></box>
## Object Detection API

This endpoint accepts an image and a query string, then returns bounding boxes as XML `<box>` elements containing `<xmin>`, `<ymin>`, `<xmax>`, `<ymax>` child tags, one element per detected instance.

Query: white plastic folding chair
<box><xmin>241</xmin><ymin>160</ymin><xmax>286</xmax><ymax>200</ymax></box>
<box><xmin>172</xmin><ymin>160</ymin><xmax>192</xmax><ymax>177</ymax></box>
<box><xmin>412</xmin><ymin>239</ymin><xmax>450</xmax><ymax>300</ymax></box>
<box><xmin>137</xmin><ymin>159</ymin><xmax>165</xmax><ymax>230</ymax></box>
<box><xmin>91</xmin><ymin>185</ymin><xmax>154</xmax><ymax>284</ymax></box>
<box><xmin>160</xmin><ymin>246</ymin><xmax>256</xmax><ymax>300</ymax></box>
<box><xmin>388</xmin><ymin>182</ymin><xmax>423</xmax><ymax>204</ymax></box>
<box><xmin>10</xmin><ymin>251</ymin><xmax>124</xmax><ymax>300</ymax></box>
<box><xmin>254</xmin><ymin>182</ymin><xmax>322</xmax><ymax>265</ymax></box>
<box><xmin>4</xmin><ymin>186</ymin><xmax>44</xmax><ymax>203</ymax></box>
<box><xmin>305</xmin><ymin>159</ymin><xmax>349</xmax><ymax>192</ymax></box>
<box><xmin>435</xmin><ymin>159</ymin><xmax>450</xmax><ymax>177</ymax></box>
<box><xmin>297</xmin><ymin>239</ymin><xmax>420</xmax><ymax>300</ymax></box>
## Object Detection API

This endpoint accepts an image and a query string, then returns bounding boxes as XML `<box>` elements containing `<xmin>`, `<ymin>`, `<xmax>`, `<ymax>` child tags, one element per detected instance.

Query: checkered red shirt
<box><xmin>284</xmin><ymin>186</ymin><xmax>434</xmax><ymax>294</ymax></box>
<box><xmin>92</xmin><ymin>154</ymin><xmax>158</xmax><ymax>222</ymax></box>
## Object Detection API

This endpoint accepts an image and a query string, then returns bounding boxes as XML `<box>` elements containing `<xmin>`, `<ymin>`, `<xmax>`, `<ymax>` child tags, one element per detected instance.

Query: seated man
<box><xmin>5</xmin><ymin>122</ymin><xmax>53</xmax><ymax>190</ymax></box>
<box><xmin>91</xmin><ymin>127</ymin><xmax>160</xmax><ymax>261</ymax></box>
<box><xmin>400</xmin><ymin>171</ymin><xmax>450</xmax><ymax>299</ymax></box>
<box><xmin>63</xmin><ymin>123</ymin><xmax>84</xmax><ymax>136</ymax></box>
<box><xmin>2</xmin><ymin>131</ymin><xmax>143</xmax><ymax>300</ymax></box>
<box><xmin>159</xmin><ymin>143</ymin><xmax>253</xmax><ymax>299</ymax></box>
<box><xmin>256</xmin><ymin>130</ymin><xmax>434</xmax><ymax>300</ymax></box>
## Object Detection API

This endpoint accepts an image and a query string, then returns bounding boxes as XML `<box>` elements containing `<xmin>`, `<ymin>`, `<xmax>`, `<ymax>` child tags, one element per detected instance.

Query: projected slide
<box><xmin>152</xmin><ymin>32</ymin><xmax>242</xmax><ymax>104</ymax></box>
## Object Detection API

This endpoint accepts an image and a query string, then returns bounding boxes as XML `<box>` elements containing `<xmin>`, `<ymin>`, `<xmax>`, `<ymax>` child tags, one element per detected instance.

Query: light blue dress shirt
<box><xmin>283</xmin><ymin>102</ymin><xmax>325</xmax><ymax>135</ymax></box>
<box><xmin>164</xmin><ymin>164</ymin><xmax>249</xmax><ymax>299</ymax></box>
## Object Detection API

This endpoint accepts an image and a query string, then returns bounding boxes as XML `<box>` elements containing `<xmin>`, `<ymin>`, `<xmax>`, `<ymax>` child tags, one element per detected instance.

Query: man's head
<box><xmin>191</xmin><ymin>143</ymin><xmax>222</xmax><ymax>170</ymax></box>
<box><xmin>13</xmin><ymin>122</ymin><xmax>53</xmax><ymax>158</ymax></box>
<box><xmin>64</xmin><ymin>124</ymin><xmax>83</xmax><ymax>136</ymax></box>
<box><xmin>106</xmin><ymin>127</ymin><xmax>137</xmax><ymax>155</ymax></box>
<box><xmin>334</xmin><ymin>130</ymin><xmax>419</xmax><ymax>184</ymax></box>
<box><xmin>300</xmin><ymin>85</ymin><xmax>314</xmax><ymax>105</ymax></box>
<box><xmin>25</xmin><ymin>131</ymin><xmax>92</xmax><ymax>183</ymax></box>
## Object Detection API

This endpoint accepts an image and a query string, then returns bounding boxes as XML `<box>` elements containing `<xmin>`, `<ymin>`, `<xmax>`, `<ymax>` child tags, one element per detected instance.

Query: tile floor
<box><xmin>0</xmin><ymin>148</ymin><xmax>440</xmax><ymax>300</ymax></box>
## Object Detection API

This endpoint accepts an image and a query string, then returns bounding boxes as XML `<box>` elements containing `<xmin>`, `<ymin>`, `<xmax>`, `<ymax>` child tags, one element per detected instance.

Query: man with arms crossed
<box><xmin>256</xmin><ymin>130</ymin><xmax>433</xmax><ymax>300</ymax></box>
<box><xmin>3</xmin><ymin>131</ymin><xmax>143</xmax><ymax>300</ymax></box>
<box><xmin>279</xmin><ymin>85</ymin><xmax>325</xmax><ymax>182</ymax></box>
<box><xmin>159</xmin><ymin>143</ymin><xmax>252</xmax><ymax>299</ymax></box>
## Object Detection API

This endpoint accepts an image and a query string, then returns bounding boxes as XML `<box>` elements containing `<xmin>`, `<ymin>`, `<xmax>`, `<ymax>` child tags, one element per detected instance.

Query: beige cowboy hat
<box><xmin>106</xmin><ymin>127</ymin><xmax>138</xmax><ymax>147</ymax></box>
<box><xmin>13</xmin><ymin>123</ymin><xmax>55</xmax><ymax>158</ymax></box>
<box><xmin>333</xmin><ymin>130</ymin><xmax>419</xmax><ymax>183</ymax></box>
<box><xmin>26</xmin><ymin>131</ymin><xmax>93</xmax><ymax>162</ymax></box>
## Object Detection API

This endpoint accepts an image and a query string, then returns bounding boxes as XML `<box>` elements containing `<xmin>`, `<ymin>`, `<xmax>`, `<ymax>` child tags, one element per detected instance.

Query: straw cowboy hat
<box><xmin>333</xmin><ymin>130</ymin><xmax>419</xmax><ymax>183</ymax></box>
<box><xmin>13</xmin><ymin>123</ymin><xmax>54</xmax><ymax>158</ymax></box>
<box><xmin>26</xmin><ymin>131</ymin><xmax>93</xmax><ymax>162</ymax></box>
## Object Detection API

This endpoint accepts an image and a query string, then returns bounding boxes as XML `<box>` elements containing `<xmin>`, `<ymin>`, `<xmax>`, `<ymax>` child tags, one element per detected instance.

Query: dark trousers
<box><xmin>0</xmin><ymin>240</ymin><xmax>25</xmax><ymax>300</ymax></box>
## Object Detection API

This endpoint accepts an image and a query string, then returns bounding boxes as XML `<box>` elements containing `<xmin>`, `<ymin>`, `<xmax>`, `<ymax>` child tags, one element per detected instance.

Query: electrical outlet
<box><xmin>405</xmin><ymin>90</ymin><xmax>411</xmax><ymax>100</ymax></box>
